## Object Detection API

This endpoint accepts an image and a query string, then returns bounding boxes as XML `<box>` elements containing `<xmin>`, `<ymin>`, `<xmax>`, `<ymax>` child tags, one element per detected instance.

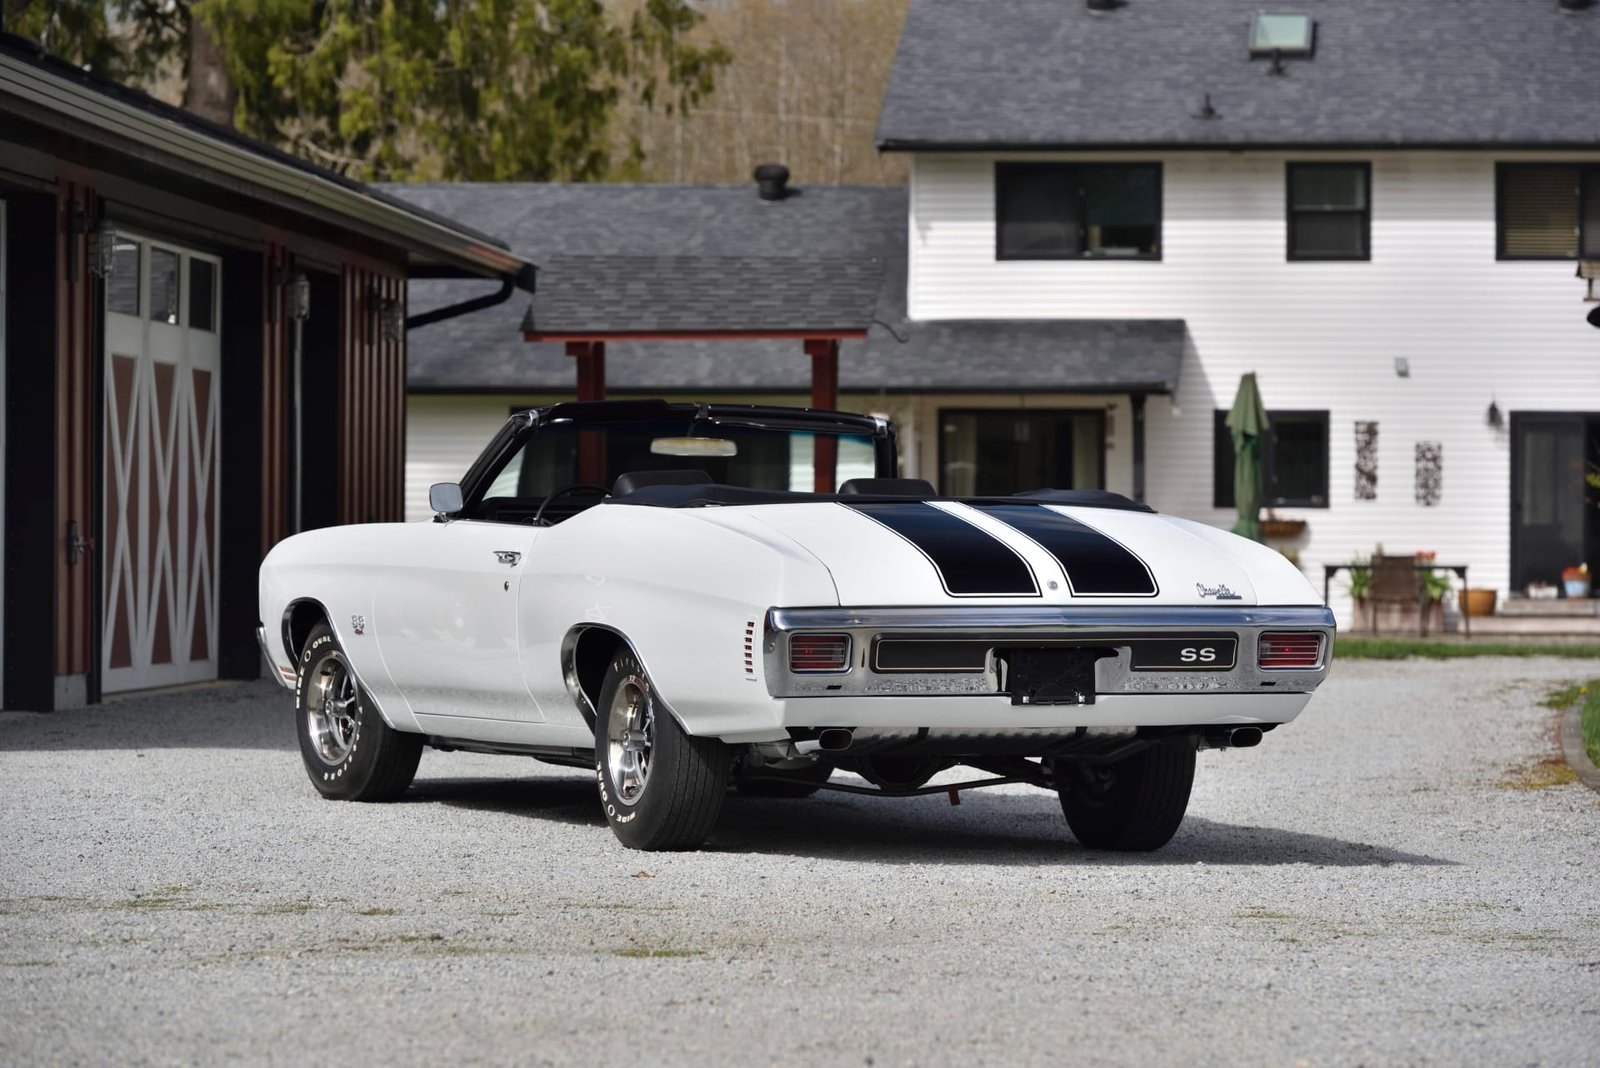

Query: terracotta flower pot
<box><xmin>1459</xmin><ymin>588</ymin><xmax>1498</xmax><ymax>618</ymax></box>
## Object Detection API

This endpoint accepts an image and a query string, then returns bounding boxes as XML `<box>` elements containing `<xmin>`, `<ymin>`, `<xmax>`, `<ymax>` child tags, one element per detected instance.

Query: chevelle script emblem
<box><xmin>1196</xmin><ymin>582</ymin><xmax>1242</xmax><ymax>601</ymax></box>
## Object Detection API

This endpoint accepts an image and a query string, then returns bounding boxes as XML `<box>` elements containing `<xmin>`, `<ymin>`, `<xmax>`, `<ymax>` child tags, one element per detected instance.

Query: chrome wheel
<box><xmin>605</xmin><ymin>674</ymin><xmax>655</xmax><ymax>805</ymax></box>
<box><xmin>307</xmin><ymin>652</ymin><xmax>360</xmax><ymax>765</ymax></box>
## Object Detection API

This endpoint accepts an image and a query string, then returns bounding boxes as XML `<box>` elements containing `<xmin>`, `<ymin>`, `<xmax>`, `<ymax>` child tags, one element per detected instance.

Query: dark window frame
<box><xmin>937</xmin><ymin>407</ymin><xmax>1108</xmax><ymax>496</ymax></box>
<box><xmin>1213</xmin><ymin>409</ymin><xmax>1330</xmax><ymax>509</ymax></box>
<box><xmin>1286</xmin><ymin>162</ymin><xmax>1371</xmax><ymax>262</ymax></box>
<box><xmin>1495</xmin><ymin>162</ymin><xmax>1599</xmax><ymax>262</ymax></box>
<box><xmin>994</xmin><ymin>161</ymin><xmax>1163</xmax><ymax>262</ymax></box>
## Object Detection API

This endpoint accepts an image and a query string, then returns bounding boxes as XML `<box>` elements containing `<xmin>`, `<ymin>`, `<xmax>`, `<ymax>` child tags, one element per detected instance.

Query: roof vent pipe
<box><xmin>1086</xmin><ymin>0</ymin><xmax>1118</xmax><ymax>11</ymax></box>
<box><xmin>754</xmin><ymin>163</ymin><xmax>791</xmax><ymax>201</ymax></box>
<box><xmin>1559</xmin><ymin>0</ymin><xmax>1592</xmax><ymax>11</ymax></box>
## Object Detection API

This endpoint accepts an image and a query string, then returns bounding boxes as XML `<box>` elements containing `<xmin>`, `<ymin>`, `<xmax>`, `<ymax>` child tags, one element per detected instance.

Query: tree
<box><xmin>209</xmin><ymin>0</ymin><xmax>728</xmax><ymax>181</ymax></box>
<box><xmin>7</xmin><ymin>0</ymin><xmax>728</xmax><ymax>182</ymax></box>
<box><xmin>615</xmin><ymin>0</ymin><xmax>909</xmax><ymax>185</ymax></box>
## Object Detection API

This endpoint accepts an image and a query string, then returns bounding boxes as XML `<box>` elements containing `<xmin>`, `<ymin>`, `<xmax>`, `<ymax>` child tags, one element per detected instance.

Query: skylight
<box><xmin>1250</xmin><ymin>13</ymin><xmax>1315</xmax><ymax>56</ymax></box>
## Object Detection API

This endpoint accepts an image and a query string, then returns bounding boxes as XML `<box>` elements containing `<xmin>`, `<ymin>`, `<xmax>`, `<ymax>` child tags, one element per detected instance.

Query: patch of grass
<box><xmin>1543</xmin><ymin>682</ymin><xmax>1588</xmax><ymax>709</ymax></box>
<box><xmin>1582</xmin><ymin>684</ymin><xmax>1600</xmax><ymax>770</ymax></box>
<box><xmin>114</xmin><ymin>887</ymin><xmax>219</xmax><ymax>911</ymax></box>
<box><xmin>256</xmin><ymin>901</ymin><xmax>316</xmax><ymax>915</ymax></box>
<box><xmin>1500</xmin><ymin>756</ymin><xmax>1578</xmax><ymax>791</ymax></box>
<box><xmin>356</xmin><ymin>907</ymin><xmax>398</xmax><ymax>916</ymax></box>
<box><xmin>611</xmin><ymin>947</ymin><xmax>702</xmax><ymax>959</ymax></box>
<box><xmin>1337</xmin><ymin>637</ymin><xmax>1600</xmax><ymax>660</ymax></box>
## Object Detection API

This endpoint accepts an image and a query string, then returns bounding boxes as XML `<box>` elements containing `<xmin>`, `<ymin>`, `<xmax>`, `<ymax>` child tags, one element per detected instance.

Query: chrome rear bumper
<box><xmin>763</xmin><ymin>605</ymin><xmax>1335</xmax><ymax>700</ymax></box>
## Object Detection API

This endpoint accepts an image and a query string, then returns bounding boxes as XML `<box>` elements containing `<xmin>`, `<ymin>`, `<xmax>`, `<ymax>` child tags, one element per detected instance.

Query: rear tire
<box><xmin>595</xmin><ymin>649</ymin><xmax>729</xmax><ymax>850</ymax></box>
<box><xmin>1053</xmin><ymin>738</ymin><xmax>1195</xmax><ymax>851</ymax></box>
<box><xmin>295</xmin><ymin>623</ymin><xmax>422</xmax><ymax>801</ymax></box>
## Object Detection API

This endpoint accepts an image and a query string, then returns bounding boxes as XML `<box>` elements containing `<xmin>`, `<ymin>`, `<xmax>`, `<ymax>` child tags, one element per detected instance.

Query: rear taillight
<box><xmin>790</xmin><ymin>633</ymin><xmax>852</xmax><ymax>673</ymax></box>
<box><xmin>1258</xmin><ymin>632</ymin><xmax>1323</xmax><ymax>670</ymax></box>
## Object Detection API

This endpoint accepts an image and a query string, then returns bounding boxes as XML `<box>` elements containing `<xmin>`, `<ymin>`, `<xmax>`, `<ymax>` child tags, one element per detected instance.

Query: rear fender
<box><xmin>561</xmin><ymin>624</ymin><xmax>690</xmax><ymax>739</ymax></box>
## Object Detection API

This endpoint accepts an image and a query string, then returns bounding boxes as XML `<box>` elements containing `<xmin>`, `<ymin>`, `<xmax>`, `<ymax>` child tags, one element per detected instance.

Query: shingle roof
<box><xmin>522</xmin><ymin>253</ymin><xmax>883</xmax><ymax>335</ymax></box>
<box><xmin>876</xmin><ymin>0</ymin><xmax>1600</xmax><ymax>150</ymax></box>
<box><xmin>384</xmin><ymin>182</ymin><xmax>1185</xmax><ymax>395</ymax></box>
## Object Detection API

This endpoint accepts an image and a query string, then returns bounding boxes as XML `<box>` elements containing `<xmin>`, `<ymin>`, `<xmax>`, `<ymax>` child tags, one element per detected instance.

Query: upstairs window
<box><xmin>1497</xmin><ymin>163</ymin><xmax>1600</xmax><ymax>260</ymax></box>
<box><xmin>996</xmin><ymin>162</ymin><xmax>1162</xmax><ymax>260</ymax></box>
<box><xmin>1213</xmin><ymin>410</ymin><xmax>1330</xmax><ymax>509</ymax></box>
<box><xmin>1287</xmin><ymin>163</ymin><xmax>1370</xmax><ymax>260</ymax></box>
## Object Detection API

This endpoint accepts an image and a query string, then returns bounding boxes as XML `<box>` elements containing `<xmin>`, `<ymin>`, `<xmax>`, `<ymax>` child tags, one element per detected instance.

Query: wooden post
<box><xmin>805</xmin><ymin>338</ymin><xmax>840</xmax><ymax>493</ymax></box>
<box><xmin>1131</xmin><ymin>393</ymin><xmax>1147</xmax><ymax>504</ymax></box>
<box><xmin>568</xmin><ymin>341</ymin><xmax>607</xmax><ymax>485</ymax></box>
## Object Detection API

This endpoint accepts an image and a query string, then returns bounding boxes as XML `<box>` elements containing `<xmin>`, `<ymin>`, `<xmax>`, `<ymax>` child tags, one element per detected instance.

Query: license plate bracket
<box><xmin>999</xmin><ymin>647</ymin><xmax>1114</xmax><ymax>706</ymax></box>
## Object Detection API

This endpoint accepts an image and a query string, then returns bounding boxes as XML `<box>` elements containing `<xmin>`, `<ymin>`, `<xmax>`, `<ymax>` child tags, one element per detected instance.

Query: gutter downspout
<box><xmin>405</xmin><ymin>264</ymin><xmax>536</xmax><ymax>332</ymax></box>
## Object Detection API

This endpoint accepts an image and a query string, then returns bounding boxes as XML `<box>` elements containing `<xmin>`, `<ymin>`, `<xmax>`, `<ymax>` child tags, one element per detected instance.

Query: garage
<box><xmin>0</xmin><ymin>33</ymin><xmax>533</xmax><ymax>709</ymax></box>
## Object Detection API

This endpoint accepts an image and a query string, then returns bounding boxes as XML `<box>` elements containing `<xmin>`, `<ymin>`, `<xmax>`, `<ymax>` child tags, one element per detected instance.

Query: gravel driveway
<box><xmin>3</xmin><ymin>657</ymin><xmax>1598</xmax><ymax>1066</ymax></box>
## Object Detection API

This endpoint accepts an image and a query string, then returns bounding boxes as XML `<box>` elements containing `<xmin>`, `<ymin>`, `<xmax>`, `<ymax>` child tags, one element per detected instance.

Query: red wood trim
<box><xmin>805</xmin><ymin>338</ymin><xmax>841</xmax><ymax>493</ymax></box>
<box><xmin>54</xmin><ymin>181</ymin><xmax>95</xmax><ymax>679</ymax></box>
<box><xmin>526</xmin><ymin>329</ymin><xmax>866</xmax><ymax>343</ymax></box>
<box><xmin>261</xmin><ymin>242</ymin><xmax>289</xmax><ymax>552</ymax></box>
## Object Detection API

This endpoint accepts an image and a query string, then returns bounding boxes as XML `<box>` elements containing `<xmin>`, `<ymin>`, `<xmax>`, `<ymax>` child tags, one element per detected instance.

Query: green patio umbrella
<box><xmin>1226</xmin><ymin>372</ymin><xmax>1271</xmax><ymax>544</ymax></box>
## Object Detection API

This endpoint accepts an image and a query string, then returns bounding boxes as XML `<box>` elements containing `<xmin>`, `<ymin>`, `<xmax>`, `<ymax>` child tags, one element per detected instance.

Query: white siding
<box><xmin>910</xmin><ymin>151</ymin><xmax>1600</xmax><ymax>618</ymax></box>
<box><xmin>405</xmin><ymin>395</ymin><xmax>528</xmax><ymax>521</ymax></box>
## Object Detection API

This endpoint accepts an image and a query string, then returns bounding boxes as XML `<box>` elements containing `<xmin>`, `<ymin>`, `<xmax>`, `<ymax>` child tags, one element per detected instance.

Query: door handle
<box><xmin>493</xmin><ymin>550</ymin><xmax>522</xmax><ymax>566</ymax></box>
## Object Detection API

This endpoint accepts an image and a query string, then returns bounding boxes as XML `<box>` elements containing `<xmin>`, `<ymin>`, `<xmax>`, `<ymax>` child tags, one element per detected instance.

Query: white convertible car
<box><xmin>259</xmin><ymin>401</ymin><xmax>1334</xmax><ymax>851</ymax></box>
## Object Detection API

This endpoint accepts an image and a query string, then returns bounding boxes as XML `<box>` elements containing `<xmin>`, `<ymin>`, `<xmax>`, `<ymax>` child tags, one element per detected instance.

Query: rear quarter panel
<box><xmin>519</xmin><ymin>504</ymin><xmax>839</xmax><ymax>739</ymax></box>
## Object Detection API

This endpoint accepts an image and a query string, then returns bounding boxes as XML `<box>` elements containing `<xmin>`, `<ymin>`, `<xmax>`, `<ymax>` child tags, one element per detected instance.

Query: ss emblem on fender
<box><xmin>351</xmin><ymin>614</ymin><xmax>366</xmax><ymax>636</ymax></box>
<box><xmin>1179</xmin><ymin>647</ymin><xmax>1217</xmax><ymax>663</ymax></box>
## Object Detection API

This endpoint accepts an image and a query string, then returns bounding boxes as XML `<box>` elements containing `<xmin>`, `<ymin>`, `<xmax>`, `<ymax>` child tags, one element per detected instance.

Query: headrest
<box><xmin>838</xmin><ymin>478</ymin><xmax>938</xmax><ymax>497</ymax></box>
<box><xmin>611</xmin><ymin>469</ymin><xmax>715</xmax><ymax>497</ymax></box>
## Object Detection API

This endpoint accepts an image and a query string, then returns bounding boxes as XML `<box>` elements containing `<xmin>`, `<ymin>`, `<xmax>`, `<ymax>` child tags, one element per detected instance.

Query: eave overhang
<box><xmin>0</xmin><ymin>42</ymin><xmax>531</xmax><ymax>282</ymax></box>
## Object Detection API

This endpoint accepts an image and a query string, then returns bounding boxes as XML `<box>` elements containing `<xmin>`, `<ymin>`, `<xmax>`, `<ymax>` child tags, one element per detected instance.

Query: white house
<box><xmin>393</xmin><ymin>0</ymin><xmax>1600</xmax><ymax>626</ymax></box>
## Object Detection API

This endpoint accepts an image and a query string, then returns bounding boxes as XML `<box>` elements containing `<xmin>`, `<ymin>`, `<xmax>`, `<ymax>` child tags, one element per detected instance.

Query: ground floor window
<box><xmin>939</xmin><ymin>409</ymin><xmax>1105</xmax><ymax>497</ymax></box>
<box><xmin>1212</xmin><ymin>409</ymin><xmax>1329</xmax><ymax>508</ymax></box>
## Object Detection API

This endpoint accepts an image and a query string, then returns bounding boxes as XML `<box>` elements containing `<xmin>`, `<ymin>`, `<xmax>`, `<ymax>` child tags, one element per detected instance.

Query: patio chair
<box><xmin>1369</xmin><ymin>554</ymin><xmax>1427</xmax><ymax>636</ymax></box>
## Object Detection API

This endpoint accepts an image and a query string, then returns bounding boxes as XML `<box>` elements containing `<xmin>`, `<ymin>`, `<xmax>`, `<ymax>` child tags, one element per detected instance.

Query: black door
<box><xmin>1510</xmin><ymin>412</ymin><xmax>1598</xmax><ymax>594</ymax></box>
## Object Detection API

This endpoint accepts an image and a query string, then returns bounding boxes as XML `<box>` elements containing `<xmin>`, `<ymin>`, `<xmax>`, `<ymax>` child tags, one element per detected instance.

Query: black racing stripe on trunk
<box><xmin>971</xmin><ymin>503</ymin><xmax>1157</xmax><ymax>597</ymax></box>
<box><xmin>844</xmin><ymin>503</ymin><xmax>1039</xmax><ymax>597</ymax></box>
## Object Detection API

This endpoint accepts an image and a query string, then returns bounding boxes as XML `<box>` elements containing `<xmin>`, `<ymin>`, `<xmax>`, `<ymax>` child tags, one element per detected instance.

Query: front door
<box><xmin>1510</xmin><ymin>412</ymin><xmax>1598</xmax><ymax>595</ymax></box>
<box><xmin>102</xmin><ymin>234</ymin><xmax>222</xmax><ymax>692</ymax></box>
<box><xmin>372</xmin><ymin>521</ymin><xmax>543</xmax><ymax>722</ymax></box>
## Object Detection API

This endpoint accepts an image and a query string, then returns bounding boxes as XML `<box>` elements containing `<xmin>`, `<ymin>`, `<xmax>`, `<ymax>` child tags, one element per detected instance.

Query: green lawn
<box><xmin>1585</xmin><ymin>686</ymin><xmax>1600</xmax><ymax>770</ymax></box>
<box><xmin>1335</xmin><ymin>637</ymin><xmax>1600</xmax><ymax>661</ymax></box>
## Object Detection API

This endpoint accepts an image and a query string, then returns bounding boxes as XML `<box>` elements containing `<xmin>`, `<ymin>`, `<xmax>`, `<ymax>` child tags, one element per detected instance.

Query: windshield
<box><xmin>480</xmin><ymin>417</ymin><xmax>879</xmax><ymax>501</ymax></box>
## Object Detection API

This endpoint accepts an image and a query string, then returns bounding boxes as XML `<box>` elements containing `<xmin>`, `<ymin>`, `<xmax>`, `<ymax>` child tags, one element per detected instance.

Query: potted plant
<box><xmin>1416</xmin><ymin>551</ymin><xmax>1451</xmax><ymax>631</ymax></box>
<box><xmin>1563</xmin><ymin>563</ymin><xmax>1591</xmax><ymax>599</ymax></box>
<box><xmin>1260</xmin><ymin>509</ymin><xmax>1308</xmax><ymax>540</ymax></box>
<box><xmin>1345</xmin><ymin>552</ymin><xmax>1371</xmax><ymax>621</ymax></box>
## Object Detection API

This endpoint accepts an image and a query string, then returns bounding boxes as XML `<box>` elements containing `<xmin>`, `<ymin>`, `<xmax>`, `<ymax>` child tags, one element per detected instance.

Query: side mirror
<box><xmin>429</xmin><ymin>482</ymin><xmax>464</xmax><ymax>515</ymax></box>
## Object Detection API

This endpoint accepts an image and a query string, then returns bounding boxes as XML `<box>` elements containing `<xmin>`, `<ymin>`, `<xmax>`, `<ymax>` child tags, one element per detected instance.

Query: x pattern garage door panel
<box><xmin>102</xmin><ymin>236</ymin><xmax>220</xmax><ymax>693</ymax></box>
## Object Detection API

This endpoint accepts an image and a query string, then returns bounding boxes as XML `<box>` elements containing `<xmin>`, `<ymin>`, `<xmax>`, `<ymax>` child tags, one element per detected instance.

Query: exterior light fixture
<box><xmin>382</xmin><ymin>298</ymin><xmax>405</xmax><ymax>343</ymax></box>
<box><xmin>1393</xmin><ymin>357</ymin><xmax>1410</xmax><ymax>378</ymax></box>
<box><xmin>1485</xmin><ymin>400</ymin><xmax>1503</xmax><ymax>429</ymax></box>
<box><xmin>288</xmin><ymin>273</ymin><xmax>311</xmax><ymax>322</ymax></box>
<box><xmin>90</xmin><ymin>220</ymin><xmax>117</xmax><ymax>278</ymax></box>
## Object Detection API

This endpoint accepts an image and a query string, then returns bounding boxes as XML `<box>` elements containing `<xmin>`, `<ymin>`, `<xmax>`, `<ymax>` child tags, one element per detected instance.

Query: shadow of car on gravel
<box><xmin>405</xmin><ymin>771</ymin><xmax>1455</xmax><ymax>868</ymax></box>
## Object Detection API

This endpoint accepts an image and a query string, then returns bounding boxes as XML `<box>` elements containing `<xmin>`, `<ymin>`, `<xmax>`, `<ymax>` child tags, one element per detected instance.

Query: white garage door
<box><xmin>102</xmin><ymin>234</ymin><xmax>221</xmax><ymax>693</ymax></box>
